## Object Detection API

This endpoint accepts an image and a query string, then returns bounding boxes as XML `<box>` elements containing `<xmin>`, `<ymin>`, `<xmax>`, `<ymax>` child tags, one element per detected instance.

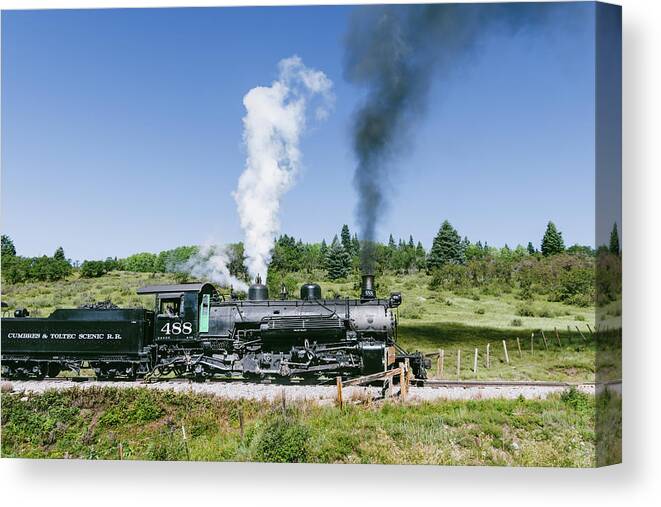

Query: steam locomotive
<box><xmin>1</xmin><ymin>275</ymin><xmax>429</xmax><ymax>381</ymax></box>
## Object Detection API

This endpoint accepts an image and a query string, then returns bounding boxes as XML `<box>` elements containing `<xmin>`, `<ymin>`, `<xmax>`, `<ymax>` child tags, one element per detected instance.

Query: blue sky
<box><xmin>2</xmin><ymin>4</ymin><xmax>597</xmax><ymax>261</ymax></box>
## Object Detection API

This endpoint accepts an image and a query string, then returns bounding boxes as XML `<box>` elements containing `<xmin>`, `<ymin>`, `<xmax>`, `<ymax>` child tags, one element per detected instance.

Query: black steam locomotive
<box><xmin>1</xmin><ymin>275</ymin><xmax>428</xmax><ymax>381</ymax></box>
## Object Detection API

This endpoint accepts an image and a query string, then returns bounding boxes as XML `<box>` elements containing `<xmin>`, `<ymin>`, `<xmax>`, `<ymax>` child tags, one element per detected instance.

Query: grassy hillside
<box><xmin>2</xmin><ymin>271</ymin><xmax>596</xmax><ymax>329</ymax></box>
<box><xmin>1</xmin><ymin>271</ymin><xmax>179</xmax><ymax>316</ymax></box>
<box><xmin>1</xmin><ymin>386</ymin><xmax>616</xmax><ymax>466</ymax></box>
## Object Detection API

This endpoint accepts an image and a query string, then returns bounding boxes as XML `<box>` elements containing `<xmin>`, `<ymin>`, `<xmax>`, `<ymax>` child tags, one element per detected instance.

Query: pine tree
<box><xmin>340</xmin><ymin>224</ymin><xmax>352</xmax><ymax>256</ymax></box>
<box><xmin>541</xmin><ymin>221</ymin><xmax>565</xmax><ymax>256</ymax></box>
<box><xmin>460</xmin><ymin>236</ymin><xmax>470</xmax><ymax>262</ymax></box>
<box><xmin>326</xmin><ymin>236</ymin><xmax>351</xmax><ymax>280</ymax></box>
<box><xmin>351</xmin><ymin>233</ymin><xmax>360</xmax><ymax>256</ymax></box>
<box><xmin>527</xmin><ymin>241</ymin><xmax>536</xmax><ymax>255</ymax></box>
<box><xmin>428</xmin><ymin>220</ymin><xmax>463</xmax><ymax>270</ymax></box>
<box><xmin>609</xmin><ymin>222</ymin><xmax>620</xmax><ymax>256</ymax></box>
<box><xmin>408</xmin><ymin>235</ymin><xmax>415</xmax><ymax>249</ymax></box>
<box><xmin>319</xmin><ymin>239</ymin><xmax>328</xmax><ymax>268</ymax></box>
<box><xmin>1</xmin><ymin>235</ymin><xmax>16</xmax><ymax>257</ymax></box>
<box><xmin>54</xmin><ymin>246</ymin><xmax>66</xmax><ymax>261</ymax></box>
<box><xmin>416</xmin><ymin>241</ymin><xmax>425</xmax><ymax>258</ymax></box>
<box><xmin>388</xmin><ymin>234</ymin><xmax>396</xmax><ymax>249</ymax></box>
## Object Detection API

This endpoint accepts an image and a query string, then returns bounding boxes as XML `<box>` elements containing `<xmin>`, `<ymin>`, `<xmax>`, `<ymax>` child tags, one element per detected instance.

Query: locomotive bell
<box><xmin>300</xmin><ymin>283</ymin><xmax>322</xmax><ymax>300</ymax></box>
<box><xmin>248</xmin><ymin>274</ymin><xmax>269</xmax><ymax>301</ymax></box>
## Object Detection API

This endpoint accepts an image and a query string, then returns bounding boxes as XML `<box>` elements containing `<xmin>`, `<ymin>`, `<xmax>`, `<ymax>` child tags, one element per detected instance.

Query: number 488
<box><xmin>160</xmin><ymin>322</ymin><xmax>193</xmax><ymax>335</ymax></box>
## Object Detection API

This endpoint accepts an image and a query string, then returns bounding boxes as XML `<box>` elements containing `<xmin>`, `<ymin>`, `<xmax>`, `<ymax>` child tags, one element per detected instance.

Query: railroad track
<box><xmin>416</xmin><ymin>379</ymin><xmax>621</xmax><ymax>388</ymax></box>
<box><xmin>2</xmin><ymin>376</ymin><xmax>622</xmax><ymax>388</ymax></box>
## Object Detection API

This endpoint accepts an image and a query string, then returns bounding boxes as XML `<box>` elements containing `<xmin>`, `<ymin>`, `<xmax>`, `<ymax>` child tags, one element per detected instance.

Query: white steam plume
<box><xmin>233</xmin><ymin>56</ymin><xmax>334</xmax><ymax>280</ymax></box>
<box><xmin>181</xmin><ymin>243</ymin><xmax>248</xmax><ymax>292</ymax></box>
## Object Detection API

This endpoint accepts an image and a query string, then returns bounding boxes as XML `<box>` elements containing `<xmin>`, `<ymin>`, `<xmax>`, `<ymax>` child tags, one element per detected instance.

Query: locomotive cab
<box><xmin>136</xmin><ymin>283</ymin><xmax>218</xmax><ymax>342</ymax></box>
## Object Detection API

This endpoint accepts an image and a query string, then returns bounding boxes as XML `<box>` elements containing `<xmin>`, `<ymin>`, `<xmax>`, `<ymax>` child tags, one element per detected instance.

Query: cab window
<box><xmin>158</xmin><ymin>297</ymin><xmax>181</xmax><ymax>317</ymax></box>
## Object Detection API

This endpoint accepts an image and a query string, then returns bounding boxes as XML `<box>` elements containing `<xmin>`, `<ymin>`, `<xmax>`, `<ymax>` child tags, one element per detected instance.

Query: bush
<box><xmin>255</xmin><ymin>416</ymin><xmax>310</xmax><ymax>463</ymax></box>
<box><xmin>475</xmin><ymin>308</ymin><xmax>485</xmax><ymax>315</ymax></box>
<box><xmin>510</xmin><ymin>319</ymin><xmax>523</xmax><ymax>327</ymax></box>
<box><xmin>399</xmin><ymin>302</ymin><xmax>425</xmax><ymax>320</ymax></box>
<box><xmin>561</xmin><ymin>386</ymin><xmax>591</xmax><ymax>413</ymax></box>
<box><xmin>80</xmin><ymin>260</ymin><xmax>107</xmax><ymax>278</ymax></box>
<box><xmin>429</xmin><ymin>264</ymin><xmax>470</xmax><ymax>291</ymax></box>
<box><xmin>551</xmin><ymin>266</ymin><xmax>595</xmax><ymax>306</ymax></box>
<box><xmin>516</xmin><ymin>305</ymin><xmax>535</xmax><ymax>317</ymax></box>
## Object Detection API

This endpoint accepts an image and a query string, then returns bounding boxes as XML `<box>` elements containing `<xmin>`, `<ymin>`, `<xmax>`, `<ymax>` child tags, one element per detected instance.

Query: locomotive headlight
<box><xmin>389</xmin><ymin>292</ymin><xmax>402</xmax><ymax>308</ymax></box>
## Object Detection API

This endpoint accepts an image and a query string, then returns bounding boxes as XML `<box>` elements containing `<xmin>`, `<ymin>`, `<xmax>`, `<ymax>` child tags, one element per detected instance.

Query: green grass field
<box><xmin>1</xmin><ymin>386</ymin><xmax>618</xmax><ymax>466</ymax></box>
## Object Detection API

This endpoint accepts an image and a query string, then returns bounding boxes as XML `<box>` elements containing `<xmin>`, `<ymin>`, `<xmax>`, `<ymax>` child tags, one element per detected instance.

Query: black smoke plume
<box><xmin>345</xmin><ymin>3</ymin><xmax>556</xmax><ymax>272</ymax></box>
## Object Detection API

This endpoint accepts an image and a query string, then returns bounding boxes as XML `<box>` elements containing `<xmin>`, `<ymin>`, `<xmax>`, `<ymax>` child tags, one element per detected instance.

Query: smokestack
<box><xmin>361</xmin><ymin>274</ymin><xmax>376</xmax><ymax>300</ymax></box>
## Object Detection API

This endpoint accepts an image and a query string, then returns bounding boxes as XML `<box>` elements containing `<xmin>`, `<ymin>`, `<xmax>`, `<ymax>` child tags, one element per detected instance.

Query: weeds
<box><xmin>1</xmin><ymin>388</ymin><xmax>610</xmax><ymax>467</ymax></box>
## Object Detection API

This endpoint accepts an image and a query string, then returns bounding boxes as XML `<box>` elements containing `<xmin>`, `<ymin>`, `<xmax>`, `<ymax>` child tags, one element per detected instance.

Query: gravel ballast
<box><xmin>1</xmin><ymin>379</ymin><xmax>620</xmax><ymax>402</ymax></box>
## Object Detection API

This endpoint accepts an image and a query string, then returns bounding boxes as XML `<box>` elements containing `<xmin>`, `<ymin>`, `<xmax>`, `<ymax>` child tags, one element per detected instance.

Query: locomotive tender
<box><xmin>1</xmin><ymin>275</ymin><xmax>429</xmax><ymax>381</ymax></box>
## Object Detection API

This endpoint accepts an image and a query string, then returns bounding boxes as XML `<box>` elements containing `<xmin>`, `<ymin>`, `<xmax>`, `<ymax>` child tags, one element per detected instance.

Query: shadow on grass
<box><xmin>397</xmin><ymin>321</ymin><xmax>587</xmax><ymax>352</ymax></box>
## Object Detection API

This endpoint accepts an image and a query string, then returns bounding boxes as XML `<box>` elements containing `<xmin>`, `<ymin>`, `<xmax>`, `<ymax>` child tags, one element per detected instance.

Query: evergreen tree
<box><xmin>416</xmin><ymin>241</ymin><xmax>425</xmax><ymax>258</ymax></box>
<box><xmin>54</xmin><ymin>246</ymin><xmax>66</xmax><ymax>261</ymax></box>
<box><xmin>408</xmin><ymin>235</ymin><xmax>415</xmax><ymax>248</ymax></box>
<box><xmin>388</xmin><ymin>234</ymin><xmax>396</xmax><ymax>249</ymax></box>
<box><xmin>340</xmin><ymin>225</ymin><xmax>352</xmax><ymax>255</ymax></box>
<box><xmin>609</xmin><ymin>222</ymin><xmax>620</xmax><ymax>256</ymax></box>
<box><xmin>461</xmin><ymin>236</ymin><xmax>470</xmax><ymax>260</ymax></box>
<box><xmin>1</xmin><ymin>235</ymin><xmax>16</xmax><ymax>257</ymax></box>
<box><xmin>541</xmin><ymin>221</ymin><xmax>565</xmax><ymax>256</ymax></box>
<box><xmin>326</xmin><ymin>236</ymin><xmax>351</xmax><ymax>280</ymax></box>
<box><xmin>527</xmin><ymin>241</ymin><xmax>536</xmax><ymax>255</ymax></box>
<box><xmin>351</xmin><ymin>233</ymin><xmax>360</xmax><ymax>257</ymax></box>
<box><xmin>428</xmin><ymin>220</ymin><xmax>463</xmax><ymax>270</ymax></box>
<box><xmin>319</xmin><ymin>239</ymin><xmax>328</xmax><ymax>270</ymax></box>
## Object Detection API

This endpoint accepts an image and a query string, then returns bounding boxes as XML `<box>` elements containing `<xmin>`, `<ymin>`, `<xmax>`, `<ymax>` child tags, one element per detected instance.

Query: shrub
<box><xmin>516</xmin><ymin>305</ymin><xmax>535</xmax><ymax>317</ymax></box>
<box><xmin>80</xmin><ymin>260</ymin><xmax>107</xmax><ymax>278</ymax></box>
<box><xmin>254</xmin><ymin>416</ymin><xmax>310</xmax><ymax>463</ymax></box>
<box><xmin>399</xmin><ymin>303</ymin><xmax>425</xmax><ymax>320</ymax></box>
<box><xmin>561</xmin><ymin>386</ymin><xmax>591</xmax><ymax>413</ymax></box>
<box><xmin>428</xmin><ymin>264</ymin><xmax>470</xmax><ymax>291</ymax></box>
<box><xmin>475</xmin><ymin>308</ymin><xmax>485</xmax><ymax>315</ymax></box>
<box><xmin>510</xmin><ymin>319</ymin><xmax>523</xmax><ymax>327</ymax></box>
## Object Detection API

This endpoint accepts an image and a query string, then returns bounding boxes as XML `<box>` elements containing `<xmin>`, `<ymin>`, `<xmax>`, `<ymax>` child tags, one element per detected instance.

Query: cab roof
<box><xmin>136</xmin><ymin>282</ymin><xmax>217</xmax><ymax>296</ymax></box>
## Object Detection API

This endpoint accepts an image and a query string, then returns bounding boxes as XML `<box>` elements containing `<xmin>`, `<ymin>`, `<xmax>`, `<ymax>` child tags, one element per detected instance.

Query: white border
<box><xmin>2</xmin><ymin>0</ymin><xmax>660</xmax><ymax>505</ymax></box>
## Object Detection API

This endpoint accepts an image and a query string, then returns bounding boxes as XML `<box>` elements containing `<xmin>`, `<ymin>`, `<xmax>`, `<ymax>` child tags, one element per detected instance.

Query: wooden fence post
<box><xmin>576</xmin><ymin>325</ymin><xmax>588</xmax><ymax>342</ymax></box>
<box><xmin>516</xmin><ymin>337</ymin><xmax>522</xmax><ymax>358</ymax></box>
<box><xmin>554</xmin><ymin>327</ymin><xmax>562</xmax><ymax>347</ymax></box>
<box><xmin>336</xmin><ymin>376</ymin><xmax>343</xmax><ymax>409</ymax></box>
<box><xmin>456</xmin><ymin>350</ymin><xmax>461</xmax><ymax>379</ymax></box>
<box><xmin>486</xmin><ymin>343</ymin><xmax>491</xmax><ymax>369</ymax></box>
<box><xmin>400</xmin><ymin>361</ymin><xmax>409</xmax><ymax>401</ymax></box>
<box><xmin>238</xmin><ymin>409</ymin><xmax>244</xmax><ymax>439</ymax></box>
<box><xmin>473</xmin><ymin>348</ymin><xmax>478</xmax><ymax>376</ymax></box>
<box><xmin>541</xmin><ymin>330</ymin><xmax>549</xmax><ymax>350</ymax></box>
<box><xmin>530</xmin><ymin>333</ymin><xmax>534</xmax><ymax>354</ymax></box>
<box><xmin>182</xmin><ymin>425</ymin><xmax>190</xmax><ymax>461</ymax></box>
<box><xmin>118</xmin><ymin>443</ymin><xmax>124</xmax><ymax>461</ymax></box>
<box><xmin>586</xmin><ymin>323</ymin><xmax>594</xmax><ymax>335</ymax></box>
<box><xmin>437</xmin><ymin>349</ymin><xmax>444</xmax><ymax>379</ymax></box>
<box><xmin>502</xmin><ymin>340</ymin><xmax>510</xmax><ymax>365</ymax></box>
